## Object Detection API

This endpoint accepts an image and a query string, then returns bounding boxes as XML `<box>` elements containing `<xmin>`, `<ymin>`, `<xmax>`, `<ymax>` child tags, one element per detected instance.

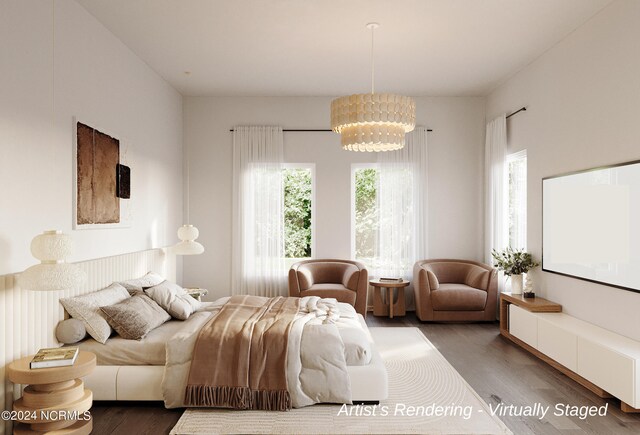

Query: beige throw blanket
<box><xmin>184</xmin><ymin>295</ymin><xmax>300</xmax><ymax>411</ymax></box>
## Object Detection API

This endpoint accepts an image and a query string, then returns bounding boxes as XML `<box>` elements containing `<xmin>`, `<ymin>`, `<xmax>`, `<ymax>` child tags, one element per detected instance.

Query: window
<box><xmin>352</xmin><ymin>165</ymin><xmax>379</xmax><ymax>264</ymax></box>
<box><xmin>283</xmin><ymin>165</ymin><xmax>314</xmax><ymax>262</ymax></box>
<box><xmin>351</xmin><ymin>161</ymin><xmax>423</xmax><ymax>278</ymax></box>
<box><xmin>507</xmin><ymin>150</ymin><xmax>527</xmax><ymax>249</ymax></box>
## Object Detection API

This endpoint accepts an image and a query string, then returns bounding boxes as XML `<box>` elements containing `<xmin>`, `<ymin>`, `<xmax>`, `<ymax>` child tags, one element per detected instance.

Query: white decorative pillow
<box><xmin>60</xmin><ymin>283</ymin><xmax>130</xmax><ymax>344</ymax></box>
<box><xmin>144</xmin><ymin>280</ymin><xmax>201</xmax><ymax>320</ymax></box>
<box><xmin>56</xmin><ymin>319</ymin><xmax>87</xmax><ymax>344</ymax></box>
<box><xmin>119</xmin><ymin>272</ymin><xmax>165</xmax><ymax>295</ymax></box>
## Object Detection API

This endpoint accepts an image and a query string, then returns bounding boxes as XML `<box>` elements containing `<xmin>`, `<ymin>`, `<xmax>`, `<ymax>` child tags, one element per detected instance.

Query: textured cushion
<box><xmin>56</xmin><ymin>319</ymin><xmax>87</xmax><ymax>344</ymax></box>
<box><xmin>431</xmin><ymin>284</ymin><xmax>488</xmax><ymax>311</ymax></box>
<box><xmin>60</xmin><ymin>283</ymin><xmax>131</xmax><ymax>344</ymax></box>
<box><xmin>100</xmin><ymin>294</ymin><xmax>170</xmax><ymax>340</ymax></box>
<box><xmin>119</xmin><ymin>272</ymin><xmax>165</xmax><ymax>295</ymax></box>
<box><xmin>426</xmin><ymin>270</ymin><xmax>440</xmax><ymax>290</ymax></box>
<box><xmin>144</xmin><ymin>280</ymin><xmax>201</xmax><ymax>320</ymax></box>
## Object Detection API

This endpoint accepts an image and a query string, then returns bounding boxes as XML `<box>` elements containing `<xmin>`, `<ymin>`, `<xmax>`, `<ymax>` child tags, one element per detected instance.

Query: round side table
<box><xmin>370</xmin><ymin>279</ymin><xmax>410</xmax><ymax>318</ymax></box>
<box><xmin>7</xmin><ymin>351</ymin><xmax>96</xmax><ymax>435</ymax></box>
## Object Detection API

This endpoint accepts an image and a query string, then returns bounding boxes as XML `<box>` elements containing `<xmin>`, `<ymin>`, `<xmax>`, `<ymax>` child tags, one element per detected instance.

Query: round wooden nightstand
<box><xmin>7</xmin><ymin>351</ymin><xmax>96</xmax><ymax>435</ymax></box>
<box><xmin>370</xmin><ymin>279</ymin><xmax>410</xmax><ymax>318</ymax></box>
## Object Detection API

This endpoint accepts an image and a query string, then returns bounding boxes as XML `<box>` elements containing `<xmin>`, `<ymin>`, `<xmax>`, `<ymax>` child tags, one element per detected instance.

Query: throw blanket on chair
<box><xmin>184</xmin><ymin>295</ymin><xmax>300</xmax><ymax>411</ymax></box>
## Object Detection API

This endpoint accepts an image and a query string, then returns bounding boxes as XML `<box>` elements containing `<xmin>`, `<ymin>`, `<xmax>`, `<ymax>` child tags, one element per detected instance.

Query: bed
<box><xmin>72</xmin><ymin>296</ymin><xmax>388</xmax><ymax>406</ymax></box>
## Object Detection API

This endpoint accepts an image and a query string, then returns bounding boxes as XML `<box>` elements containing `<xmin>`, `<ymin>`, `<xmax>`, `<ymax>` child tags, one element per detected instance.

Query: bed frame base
<box><xmin>84</xmin><ymin>349</ymin><xmax>388</xmax><ymax>404</ymax></box>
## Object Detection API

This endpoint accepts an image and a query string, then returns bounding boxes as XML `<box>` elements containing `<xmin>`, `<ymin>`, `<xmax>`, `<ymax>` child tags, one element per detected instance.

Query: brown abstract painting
<box><xmin>76</xmin><ymin>122</ymin><xmax>120</xmax><ymax>224</ymax></box>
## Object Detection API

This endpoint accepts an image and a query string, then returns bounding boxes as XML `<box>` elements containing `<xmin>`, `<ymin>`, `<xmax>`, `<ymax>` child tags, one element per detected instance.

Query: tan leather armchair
<box><xmin>288</xmin><ymin>259</ymin><xmax>368</xmax><ymax>316</ymax></box>
<box><xmin>413</xmin><ymin>259</ymin><xmax>497</xmax><ymax>322</ymax></box>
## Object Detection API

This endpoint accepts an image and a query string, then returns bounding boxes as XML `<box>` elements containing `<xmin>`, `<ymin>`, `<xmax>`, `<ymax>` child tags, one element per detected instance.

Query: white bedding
<box><xmin>163</xmin><ymin>296</ymin><xmax>371</xmax><ymax>408</ymax></box>
<box><xmin>332</xmin><ymin>301</ymin><xmax>373</xmax><ymax>366</ymax></box>
<box><xmin>76</xmin><ymin>298</ymin><xmax>372</xmax><ymax>367</ymax></box>
<box><xmin>76</xmin><ymin>296</ymin><xmax>373</xmax><ymax>408</ymax></box>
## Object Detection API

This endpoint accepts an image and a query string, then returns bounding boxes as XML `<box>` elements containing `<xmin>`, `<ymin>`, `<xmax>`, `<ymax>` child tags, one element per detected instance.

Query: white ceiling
<box><xmin>76</xmin><ymin>0</ymin><xmax>613</xmax><ymax>97</ymax></box>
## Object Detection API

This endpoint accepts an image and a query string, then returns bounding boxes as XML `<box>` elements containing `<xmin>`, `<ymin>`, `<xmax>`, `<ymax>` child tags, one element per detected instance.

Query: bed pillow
<box><xmin>338</xmin><ymin>327</ymin><xmax>373</xmax><ymax>366</ymax></box>
<box><xmin>144</xmin><ymin>280</ymin><xmax>201</xmax><ymax>320</ymax></box>
<box><xmin>119</xmin><ymin>272</ymin><xmax>165</xmax><ymax>295</ymax></box>
<box><xmin>100</xmin><ymin>294</ymin><xmax>170</xmax><ymax>340</ymax></box>
<box><xmin>56</xmin><ymin>319</ymin><xmax>87</xmax><ymax>344</ymax></box>
<box><xmin>60</xmin><ymin>283</ymin><xmax>130</xmax><ymax>344</ymax></box>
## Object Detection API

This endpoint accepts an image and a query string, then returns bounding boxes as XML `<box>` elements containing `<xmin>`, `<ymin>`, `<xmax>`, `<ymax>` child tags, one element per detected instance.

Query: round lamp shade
<box><xmin>18</xmin><ymin>230</ymin><xmax>86</xmax><ymax>291</ymax></box>
<box><xmin>330</xmin><ymin>93</ymin><xmax>416</xmax><ymax>152</ymax></box>
<box><xmin>19</xmin><ymin>263</ymin><xmax>86</xmax><ymax>292</ymax></box>
<box><xmin>175</xmin><ymin>225</ymin><xmax>205</xmax><ymax>255</ymax></box>
<box><xmin>31</xmin><ymin>230</ymin><xmax>73</xmax><ymax>260</ymax></box>
<box><xmin>177</xmin><ymin>224</ymin><xmax>199</xmax><ymax>241</ymax></box>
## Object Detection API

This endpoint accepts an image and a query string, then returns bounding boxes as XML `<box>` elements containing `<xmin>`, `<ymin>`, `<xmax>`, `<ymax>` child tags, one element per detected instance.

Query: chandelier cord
<box><xmin>186</xmin><ymin>125</ymin><xmax>190</xmax><ymax>224</ymax></box>
<box><xmin>330</xmin><ymin>22</ymin><xmax>416</xmax><ymax>152</ymax></box>
<box><xmin>370</xmin><ymin>25</ymin><xmax>375</xmax><ymax>94</ymax></box>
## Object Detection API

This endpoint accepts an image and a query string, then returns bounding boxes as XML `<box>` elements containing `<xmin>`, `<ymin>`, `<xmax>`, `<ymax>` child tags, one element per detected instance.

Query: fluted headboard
<box><xmin>0</xmin><ymin>248</ymin><xmax>175</xmax><ymax>435</ymax></box>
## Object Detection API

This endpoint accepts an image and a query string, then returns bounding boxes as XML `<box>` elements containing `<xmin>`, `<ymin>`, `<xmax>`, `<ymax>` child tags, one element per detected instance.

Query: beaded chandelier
<box><xmin>331</xmin><ymin>23</ymin><xmax>416</xmax><ymax>152</ymax></box>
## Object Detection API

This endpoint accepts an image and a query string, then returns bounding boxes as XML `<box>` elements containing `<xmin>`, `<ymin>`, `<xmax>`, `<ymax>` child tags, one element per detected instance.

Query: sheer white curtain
<box><xmin>484</xmin><ymin>115</ymin><xmax>508</xmax><ymax>292</ymax></box>
<box><xmin>373</xmin><ymin>127</ymin><xmax>429</xmax><ymax>284</ymax></box>
<box><xmin>231</xmin><ymin>126</ymin><xmax>287</xmax><ymax>297</ymax></box>
<box><xmin>507</xmin><ymin>150</ymin><xmax>527</xmax><ymax>250</ymax></box>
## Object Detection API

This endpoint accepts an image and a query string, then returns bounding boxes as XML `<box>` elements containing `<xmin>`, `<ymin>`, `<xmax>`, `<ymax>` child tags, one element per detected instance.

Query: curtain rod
<box><xmin>506</xmin><ymin>107</ymin><xmax>526</xmax><ymax>119</ymax></box>
<box><xmin>229</xmin><ymin>128</ymin><xmax>433</xmax><ymax>132</ymax></box>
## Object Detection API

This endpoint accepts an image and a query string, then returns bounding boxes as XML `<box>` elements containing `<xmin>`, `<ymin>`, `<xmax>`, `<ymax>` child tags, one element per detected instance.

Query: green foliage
<box><xmin>491</xmin><ymin>247</ymin><xmax>540</xmax><ymax>276</ymax></box>
<box><xmin>283</xmin><ymin>168</ymin><xmax>312</xmax><ymax>258</ymax></box>
<box><xmin>354</xmin><ymin>168</ymin><xmax>379</xmax><ymax>259</ymax></box>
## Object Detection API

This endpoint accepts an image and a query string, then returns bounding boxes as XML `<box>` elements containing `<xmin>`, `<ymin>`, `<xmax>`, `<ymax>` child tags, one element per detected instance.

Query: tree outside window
<box><xmin>283</xmin><ymin>167</ymin><xmax>313</xmax><ymax>259</ymax></box>
<box><xmin>354</xmin><ymin>167</ymin><xmax>379</xmax><ymax>263</ymax></box>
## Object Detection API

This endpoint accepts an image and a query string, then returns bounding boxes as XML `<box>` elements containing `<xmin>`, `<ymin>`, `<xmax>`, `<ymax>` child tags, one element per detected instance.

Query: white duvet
<box><xmin>162</xmin><ymin>296</ymin><xmax>370</xmax><ymax>409</ymax></box>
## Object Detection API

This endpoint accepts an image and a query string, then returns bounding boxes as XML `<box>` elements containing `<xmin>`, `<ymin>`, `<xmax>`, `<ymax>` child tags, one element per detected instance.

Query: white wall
<box><xmin>0</xmin><ymin>0</ymin><xmax>183</xmax><ymax>276</ymax></box>
<box><xmin>183</xmin><ymin>96</ymin><xmax>485</xmax><ymax>301</ymax></box>
<box><xmin>486</xmin><ymin>0</ymin><xmax>640</xmax><ymax>340</ymax></box>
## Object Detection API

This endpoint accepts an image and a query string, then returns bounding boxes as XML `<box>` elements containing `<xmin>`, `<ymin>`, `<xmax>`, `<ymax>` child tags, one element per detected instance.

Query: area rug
<box><xmin>170</xmin><ymin>327</ymin><xmax>511</xmax><ymax>435</ymax></box>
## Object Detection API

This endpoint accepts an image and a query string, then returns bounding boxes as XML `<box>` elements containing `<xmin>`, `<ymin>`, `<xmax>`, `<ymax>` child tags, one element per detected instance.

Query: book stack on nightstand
<box><xmin>30</xmin><ymin>347</ymin><xmax>79</xmax><ymax>369</ymax></box>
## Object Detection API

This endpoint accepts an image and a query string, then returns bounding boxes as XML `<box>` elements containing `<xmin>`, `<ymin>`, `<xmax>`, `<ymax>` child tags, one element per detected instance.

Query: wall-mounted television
<box><xmin>542</xmin><ymin>159</ymin><xmax>640</xmax><ymax>293</ymax></box>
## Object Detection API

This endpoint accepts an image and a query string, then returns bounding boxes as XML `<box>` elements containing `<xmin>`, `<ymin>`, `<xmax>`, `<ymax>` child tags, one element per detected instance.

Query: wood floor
<box><xmin>90</xmin><ymin>313</ymin><xmax>640</xmax><ymax>435</ymax></box>
<box><xmin>368</xmin><ymin>315</ymin><xmax>640</xmax><ymax>435</ymax></box>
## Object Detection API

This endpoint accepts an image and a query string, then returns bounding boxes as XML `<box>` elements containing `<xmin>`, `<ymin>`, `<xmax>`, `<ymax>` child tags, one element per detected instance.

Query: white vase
<box><xmin>511</xmin><ymin>274</ymin><xmax>524</xmax><ymax>294</ymax></box>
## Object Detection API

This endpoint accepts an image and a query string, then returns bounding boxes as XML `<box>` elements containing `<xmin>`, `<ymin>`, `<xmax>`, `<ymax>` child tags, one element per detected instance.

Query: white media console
<box><xmin>500</xmin><ymin>293</ymin><xmax>640</xmax><ymax>412</ymax></box>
